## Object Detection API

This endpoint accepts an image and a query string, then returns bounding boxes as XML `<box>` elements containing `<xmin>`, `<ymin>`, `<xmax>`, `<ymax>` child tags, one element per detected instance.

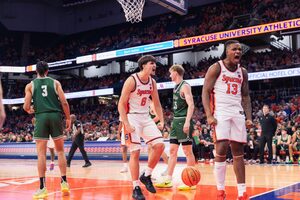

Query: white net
<box><xmin>117</xmin><ymin>0</ymin><xmax>145</xmax><ymax>23</ymax></box>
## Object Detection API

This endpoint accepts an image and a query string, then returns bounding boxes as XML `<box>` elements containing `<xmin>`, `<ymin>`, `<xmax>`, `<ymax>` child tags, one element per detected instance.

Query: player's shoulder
<box><xmin>240</xmin><ymin>66</ymin><xmax>248</xmax><ymax>73</ymax></box>
<box><xmin>206</xmin><ymin>61</ymin><xmax>221</xmax><ymax>77</ymax></box>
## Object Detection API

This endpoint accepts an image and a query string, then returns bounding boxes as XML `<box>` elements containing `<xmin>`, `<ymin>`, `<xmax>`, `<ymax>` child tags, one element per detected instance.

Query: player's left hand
<box><xmin>27</xmin><ymin>105</ymin><xmax>35</xmax><ymax>114</ymax></box>
<box><xmin>157</xmin><ymin>123</ymin><xmax>164</xmax><ymax>131</ymax></box>
<box><xmin>183</xmin><ymin>122</ymin><xmax>190</xmax><ymax>134</ymax></box>
<box><xmin>246</xmin><ymin>119</ymin><xmax>253</xmax><ymax>128</ymax></box>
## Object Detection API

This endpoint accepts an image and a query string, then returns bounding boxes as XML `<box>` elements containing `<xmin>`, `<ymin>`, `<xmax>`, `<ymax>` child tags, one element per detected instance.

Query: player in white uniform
<box><xmin>118</xmin><ymin>55</ymin><xmax>165</xmax><ymax>200</ymax></box>
<box><xmin>202</xmin><ymin>40</ymin><xmax>252</xmax><ymax>200</ymax></box>
<box><xmin>117</xmin><ymin>116</ymin><xmax>128</xmax><ymax>173</ymax></box>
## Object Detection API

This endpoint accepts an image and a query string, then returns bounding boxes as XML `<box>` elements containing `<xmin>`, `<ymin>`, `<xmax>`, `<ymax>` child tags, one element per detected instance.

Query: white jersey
<box><xmin>211</xmin><ymin>60</ymin><xmax>244</xmax><ymax>117</ymax></box>
<box><xmin>128</xmin><ymin>73</ymin><xmax>153</xmax><ymax>114</ymax></box>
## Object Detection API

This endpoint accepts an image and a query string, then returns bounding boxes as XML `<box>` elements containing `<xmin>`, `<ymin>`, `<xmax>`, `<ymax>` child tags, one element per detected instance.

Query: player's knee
<box><xmin>130</xmin><ymin>149</ymin><xmax>140</xmax><ymax>159</ymax></box>
<box><xmin>233</xmin><ymin>154</ymin><xmax>244</xmax><ymax>160</ymax></box>
<box><xmin>183</xmin><ymin>148</ymin><xmax>193</xmax><ymax>157</ymax></box>
<box><xmin>152</xmin><ymin>142</ymin><xmax>165</xmax><ymax>152</ymax></box>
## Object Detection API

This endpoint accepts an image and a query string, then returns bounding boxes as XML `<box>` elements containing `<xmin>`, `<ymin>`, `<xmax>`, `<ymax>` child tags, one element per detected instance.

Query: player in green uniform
<box><xmin>23</xmin><ymin>61</ymin><xmax>71</xmax><ymax>199</ymax></box>
<box><xmin>155</xmin><ymin>64</ymin><xmax>196</xmax><ymax>190</ymax></box>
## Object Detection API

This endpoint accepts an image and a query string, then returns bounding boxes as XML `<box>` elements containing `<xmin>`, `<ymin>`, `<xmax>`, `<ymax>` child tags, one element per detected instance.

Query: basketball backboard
<box><xmin>150</xmin><ymin>0</ymin><xmax>187</xmax><ymax>15</ymax></box>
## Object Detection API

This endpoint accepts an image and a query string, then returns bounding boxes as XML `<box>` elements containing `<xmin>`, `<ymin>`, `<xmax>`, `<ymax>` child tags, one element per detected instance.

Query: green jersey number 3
<box><xmin>41</xmin><ymin>85</ymin><xmax>48</xmax><ymax>97</ymax></box>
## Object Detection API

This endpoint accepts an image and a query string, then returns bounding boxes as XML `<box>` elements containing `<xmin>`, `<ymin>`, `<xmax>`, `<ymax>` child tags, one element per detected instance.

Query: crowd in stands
<box><xmin>1</xmin><ymin>78</ymin><xmax>300</xmax><ymax>163</ymax></box>
<box><xmin>3</xmin><ymin>47</ymin><xmax>300</xmax><ymax>99</ymax></box>
<box><xmin>0</xmin><ymin>0</ymin><xmax>299</xmax><ymax>65</ymax></box>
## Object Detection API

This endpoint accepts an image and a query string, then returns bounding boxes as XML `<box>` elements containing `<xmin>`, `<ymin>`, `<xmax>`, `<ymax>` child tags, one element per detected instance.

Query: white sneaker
<box><xmin>277</xmin><ymin>157</ymin><xmax>281</xmax><ymax>163</ymax></box>
<box><xmin>161</xmin><ymin>168</ymin><xmax>168</xmax><ymax>176</ymax></box>
<box><xmin>209</xmin><ymin>159</ymin><xmax>214</xmax><ymax>163</ymax></box>
<box><xmin>199</xmin><ymin>158</ymin><xmax>205</xmax><ymax>162</ymax></box>
<box><xmin>120</xmin><ymin>166</ymin><xmax>128</xmax><ymax>173</ymax></box>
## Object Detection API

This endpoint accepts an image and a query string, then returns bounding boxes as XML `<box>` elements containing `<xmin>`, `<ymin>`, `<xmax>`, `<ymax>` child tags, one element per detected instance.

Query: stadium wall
<box><xmin>0</xmin><ymin>140</ymin><xmax>186</xmax><ymax>161</ymax></box>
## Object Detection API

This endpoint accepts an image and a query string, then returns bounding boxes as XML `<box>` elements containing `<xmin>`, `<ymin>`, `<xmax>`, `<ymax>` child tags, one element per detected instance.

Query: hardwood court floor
<box><xmin>0</xmin><ymin>159</ymin><xmax>299</xmax><ymax>200</ymax></box>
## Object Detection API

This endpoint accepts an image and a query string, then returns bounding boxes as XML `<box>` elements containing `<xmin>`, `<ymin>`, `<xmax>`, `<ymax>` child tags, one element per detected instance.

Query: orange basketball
<box><xmin>181</xmin><ymin>166</ymin><xmax>201</xmax><ymax>187</ymax></box>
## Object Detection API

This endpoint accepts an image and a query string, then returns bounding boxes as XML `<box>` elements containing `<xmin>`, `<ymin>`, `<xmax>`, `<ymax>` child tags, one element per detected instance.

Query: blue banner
<box><xmin>116</xmin><ymin>41</ymin><xmax>174</xmax><ymax>57</ymax></box>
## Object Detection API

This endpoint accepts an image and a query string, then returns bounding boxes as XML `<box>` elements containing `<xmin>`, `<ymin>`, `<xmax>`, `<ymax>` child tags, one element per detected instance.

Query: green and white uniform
<box><xmin>170</xmin><ymin>81</ymin><xmax>193</xmax><ymax>143</ymax></box>
<box><xmin>32</xmin><ymin>77</ymin><xmax>63</xmax><ymax>140</ymax></box>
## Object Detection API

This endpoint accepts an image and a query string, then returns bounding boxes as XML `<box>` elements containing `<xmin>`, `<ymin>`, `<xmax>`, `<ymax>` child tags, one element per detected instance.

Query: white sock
<box><xmin>273</xmin><ymin>155</ymin><xmax>276</xmax><ymax>159</ymax></box>
<box><xmin>214</xmin><ymin>161</ymin><xmax>226</xmax><ymax>190</ymax></box>
<box><xmin>166</xmin><ymin>175</ymin><xmax>172</xmax><ymax>181</ymax></box>
<box><xmin>144</xmin><ymin>167</ymin><xmax>153</xmax><ymax>177</ymax></box>
<box><xmin>237</xmin><ymin>183</ymin><xmax>246</xmax><ymax>197</ymax></box>
<box><xmin>133</xmin><ymin>180</ymin><xmax>140</xmax><ymax>188</ymax></box>
<box><xmin>123</xmin><ymin>163</ymin><xmax>128</xmax><ymax>168</ymax></box>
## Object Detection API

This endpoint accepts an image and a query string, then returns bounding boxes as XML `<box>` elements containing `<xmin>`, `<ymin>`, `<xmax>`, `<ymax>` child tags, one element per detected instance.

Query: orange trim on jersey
<box><xmin>210</xmin><ymin>89</ymin><xmax>216</xmax><ymax>116</ymax></box>
<box><xmin>221</xmin><ymin>60</ymin><xmax>240</xmax><ymax>73</ymax></box>
<box><xmin>146</xmin><ymin>136</ymin><xmax>163</xmax><ymax>144</ymax></box>
<box><xmin>130</xmin><ymin>75</ymin><xmax>137</xmax><ymax>93</ymax></box>
<box><xmin>136</xmin><ymin>73</ymin><xmax>150</xmax><ymax>85</ymax></box>
<box><xmin>212</xmin><ymin>125</ymin><xmax>217</xmax><ymax>143</ymax></box>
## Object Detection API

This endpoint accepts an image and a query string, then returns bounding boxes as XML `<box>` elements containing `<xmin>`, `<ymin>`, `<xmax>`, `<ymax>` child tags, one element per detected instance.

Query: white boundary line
<box><xmin>250</xmin><ymin>182</ymin><xmax>300</xmax><ymax>199</ymax></box>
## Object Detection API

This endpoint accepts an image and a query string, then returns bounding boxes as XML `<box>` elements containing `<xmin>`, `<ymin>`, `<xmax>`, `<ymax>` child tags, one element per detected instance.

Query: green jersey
<box><xmin>173</xmin><ymin>80</ymin><xmax>188</xmax><ymax>117</ymax></box>
<box><xmin>32</xmin><ymin>77</ymin><xmax>62</xmax><ymax>114</ymax></box>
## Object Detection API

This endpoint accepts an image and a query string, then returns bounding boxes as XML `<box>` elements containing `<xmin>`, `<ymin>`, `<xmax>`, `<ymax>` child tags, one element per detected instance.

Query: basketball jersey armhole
<box><xmin>216</xmin><ymin>61</ymin><xmax>222</xmax><ymax>80</ymax></box>
<box><xmin>31</xmin><ymin>81</ymin><xmax>34</xmax><ymax>96</ymax></box>
<box><xmin>151</xmin><ymin>78</ymin><xmax>155</xmax><ymax>92</ymax></box>
<box><xmin>179</xmin><ymin>81</ymin><xmax>188</xmax><ymax>100</ymax></box>
<box><xmin>241</xmin><ymin>67</ymin><xmax>246</xmax><ymax>85</ymax></box>
<box><xmin>130</xmin><ymin>75</ymin><xmax>137</xmax><ymax>93</ymax></box>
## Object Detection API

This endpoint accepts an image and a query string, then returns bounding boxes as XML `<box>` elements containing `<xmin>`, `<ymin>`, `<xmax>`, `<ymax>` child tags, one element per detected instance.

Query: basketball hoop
<box><xmin>117</xmin><ymin>0</ymin><xmax>145</xmax><ymax>23</ymax></box>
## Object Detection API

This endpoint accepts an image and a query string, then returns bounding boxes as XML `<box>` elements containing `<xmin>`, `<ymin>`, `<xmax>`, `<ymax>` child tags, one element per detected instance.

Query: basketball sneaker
<box><xmin>217</xmin><ymin>190</ymin><xmax>226</xmax><ymax>200</ymax></box>
<box><xmin>161</xmin><ymin>168</ymin><xmax>168</xmax><ymax>176</ymax></box>
<box><xmin>139</xmin><ymin>172</ymin><xmax>156</xmax><ymax>193</ymax></box>
<box><xmin>61</xmin><ymin>181</ymin><xmax>70</xmax><ymax>196</ymax></box>
<box><xmin>132</xmin><ymin>186</ymin><xmax>145</xmax><ymax>200</ymax></box>
<box><xmin>49</xmin><ymin>163</ymin><xmax>54</xmax><ymax>171</ymax></box>
<box><xmin>155</xmin><ymin>180</ymin><xmax>173</xmax><ymax>188</ymax></box>
<box><xmin>120</xmin><ymin>166</ymin><xmax>128</xmax><ymax>173</ymax></box>
<box><xmin>177</xmin><ymin>184</ymin><xmax>196</xmax><ymax>190</ymax></box>
<box><xmin>33</xmin><ymin>187</ymin><xmax>48</xmax><ymax>199</ymax></box>
<box><xmin>237</xmin><ymin>192</ymin><xmax>249</xmax><ymax>200</ymax></box>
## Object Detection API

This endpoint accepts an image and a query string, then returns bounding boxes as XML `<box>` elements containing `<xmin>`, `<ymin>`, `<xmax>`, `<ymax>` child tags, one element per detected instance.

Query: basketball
<box><xmin>181</xmin><ymin>166</ymin><xmax>201</xmax><ymax>187</ymax></box>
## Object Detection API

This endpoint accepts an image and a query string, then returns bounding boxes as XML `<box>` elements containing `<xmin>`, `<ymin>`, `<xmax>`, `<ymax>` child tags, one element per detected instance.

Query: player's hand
<box><xmin>65</xmin><ymin>118</ymin><xmax>71</xmax><ymax>132</ymax></box>
<box><xmin>207</xmin><ymin>116</ymin><xmax>217</xmax><ymax>126</ymax></box>
<box><xmin>183</xmin><ymin>122</ymin><xmax>190</xmax><ymax>134</ymax></box>
<box><xmin>157</xmin><ymin>123</ymin><xmax>164</xmax><ymax>131</ymax></box>
<box><xmin>246</xmin><ymin>119</ymin><xmax>253</xmax><ymax>128</ymax></box>
<box><xmin>27</xmin><ymin>105</ymin><xmax>35</xmax><ymax>114</ymax></box>
<box><xmin>0</xmin><ymin>109</ymin><xmax>5</xmax><ymax>129</ymax></box>
<box><xmin>124</xmin><ymin>122</ymin><xmax>135</xmax><ymax>133</ymax></box>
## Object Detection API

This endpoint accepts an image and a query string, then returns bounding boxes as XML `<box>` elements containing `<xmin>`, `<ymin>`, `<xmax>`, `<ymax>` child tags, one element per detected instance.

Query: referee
<box><xmin>67</xmin><ymin>114</ymin><xmax>91</xmax><ymax>168</ymax></box>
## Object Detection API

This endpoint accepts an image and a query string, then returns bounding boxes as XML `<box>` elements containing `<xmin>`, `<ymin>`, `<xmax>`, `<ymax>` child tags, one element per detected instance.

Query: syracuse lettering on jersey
<box><xmin>222</xmin><ymin>74</ymin><xmax>242</xmax><ymax>84</ymax></box>
<box><xmin>137</xmin><ymin>89</ymin><xmax>152</xmax><ymax>96</ymax></box>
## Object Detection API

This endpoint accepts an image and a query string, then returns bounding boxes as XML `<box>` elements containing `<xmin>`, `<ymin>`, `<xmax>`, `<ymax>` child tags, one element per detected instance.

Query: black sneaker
<box><xmin>132</xmin><ymin>186</ymin><xmax>145</xmax><ymax>200</ymax></box>
<box><xmin>82</xmin><ymin>162</ymin><xmax>92</xmax><ymax>168</ymax></box>
<box><xmin>67</xmin><ymin>163</ymin><xmax>70</xmax><ymax>167</ymax></box>
<box><xmin>139</xmin><ymin>172</ymin><xmax>156</xmax><ymax>193</ymax></box>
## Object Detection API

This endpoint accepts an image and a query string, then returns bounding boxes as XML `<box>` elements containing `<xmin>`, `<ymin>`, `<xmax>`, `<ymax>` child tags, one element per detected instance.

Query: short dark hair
<box><xmin>36</xmin><ymin>61</ymin><xmax>49</xmax><ymax>76</ymax></box>
<box><xmin>220</xmin><ymin>40</ymin><xmax>240</xmax><ymax>60</ymax></box>
<box><xmin>138</xmin><ymin>55</ymin><xmax>156</xmax><ymax>70</ymax></box>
